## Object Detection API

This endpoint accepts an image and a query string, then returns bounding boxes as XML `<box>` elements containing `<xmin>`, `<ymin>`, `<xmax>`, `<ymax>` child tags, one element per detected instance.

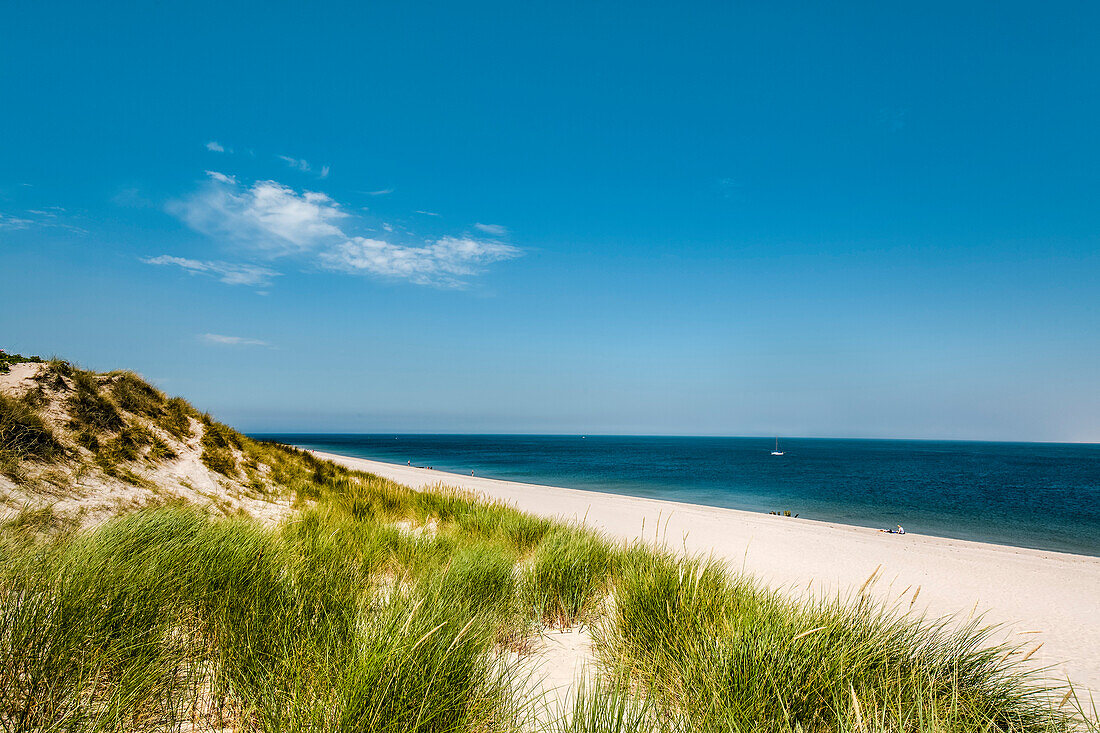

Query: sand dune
<box><xmin>310</xmin><ymin>450</ymin><xmax>1100</xmax><ymax>694</ymax></box>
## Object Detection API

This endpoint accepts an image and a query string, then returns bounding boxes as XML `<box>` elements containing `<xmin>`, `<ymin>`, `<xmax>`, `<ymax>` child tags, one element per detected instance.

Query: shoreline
<box><xmin>308</xmin><ymin>448</ymin><xmax>1100</xmax><ymax>693</ymax></box>
<box><xmin>265</xmin><ymin>435</ymin><xmax>1100</xmax><ymax>558</ymax></box>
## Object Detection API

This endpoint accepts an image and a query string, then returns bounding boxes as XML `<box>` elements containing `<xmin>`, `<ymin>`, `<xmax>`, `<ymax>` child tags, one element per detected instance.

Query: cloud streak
<box><xmin>320</xmin><ymin>235</ymin><xmax>521</xmax><ymax>287</ymax></box>
<box><xmin>0</xmin><ymin>213</ymin><xmax>35</xmax><ymax>229</ymax></box>
<box><xmin>200</xmin><ymin>333</ymin><xmax>270</xmax><ymax>347</ymax></box>
<box><xmin>0</xmin><ymin>209</ymin><xmax>87</xmax><ymax>234</ymax></box>
<box><xmin>474</xmin><ymin>222</ymin><xmax>507</xmax><ymax>236</ymax></box>
<box><xmin>143</xmin><ymin>255</ymin><xmax>278</xmax><ymax>287</ymax></box>
<box><xmin>278</xmin><ymin>155</ymin><xmax>329</xmax><ymax>178</ymax></box>
<box><xmin>204</xmin><ymin>170</ymin><xmax>236</xmax><ymax>184</ymax></box>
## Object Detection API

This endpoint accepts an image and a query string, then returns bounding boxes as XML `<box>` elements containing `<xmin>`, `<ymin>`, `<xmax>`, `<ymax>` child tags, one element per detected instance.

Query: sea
<box><xmin>255</xmin><ymin>434</ymin><xmax>1100</xmax><ymax>557</ymax></box>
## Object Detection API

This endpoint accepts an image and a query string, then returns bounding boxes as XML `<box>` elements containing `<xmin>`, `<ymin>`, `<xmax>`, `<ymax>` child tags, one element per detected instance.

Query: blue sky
<box><xmin>1</xmin><ymin>1</ymin><xmax>1097</xmax><ymax>442</ymax></box>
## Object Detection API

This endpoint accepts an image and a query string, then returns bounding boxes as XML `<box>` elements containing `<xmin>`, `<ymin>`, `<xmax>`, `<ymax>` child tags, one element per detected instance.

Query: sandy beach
<box><xmin>311</xmin><ymin>450</ymin><xmax>1100</xmax><ymax>694</ymax></box>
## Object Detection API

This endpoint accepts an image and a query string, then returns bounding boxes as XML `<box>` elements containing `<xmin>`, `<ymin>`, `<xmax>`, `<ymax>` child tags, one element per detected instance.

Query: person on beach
<box><xmin>880</xmin><ymin>524</ymin><xmax>906</xmax><ymax>534</ymax></box>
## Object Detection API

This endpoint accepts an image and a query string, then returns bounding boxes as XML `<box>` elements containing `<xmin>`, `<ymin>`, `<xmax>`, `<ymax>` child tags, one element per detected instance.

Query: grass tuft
<box><xmin>200</xmin><ymin>422</ymin><xmax>243</xmax><ymax>476</ymax></box>
<box><xmin>67</xmin><ymin>369</ymin><xmax>124</xmax><ymax>433</ymax></box>
<box><xmin>522</xmin><ymin>526</ymin><xmax>615</xmax><ymax>626</ymax></box>
<box><xmin>0</xmin><ymin>393</ymin><xmax>64</xmax><ymax>476</ymax></box>
<box><xmin>157</xmin><ymin>396</ymin><xmax>196</xmax><ymax>439</ymax></box>
<box><xmin>108</xmin><ymin>371</ymin><xmax>167</xmax><ymax>417</ymax></box>
<box><xmin>597</xmin><ymin>547</ymin><xmax>1078</xmax><ymax>733</ymax></box>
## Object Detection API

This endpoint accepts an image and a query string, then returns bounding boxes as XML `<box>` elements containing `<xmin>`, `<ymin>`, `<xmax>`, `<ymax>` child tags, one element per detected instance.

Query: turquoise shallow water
<box><xmin>255</xmin><ymin>434</ymin><xmax>1100</xmax><ymax>557</ymax></box>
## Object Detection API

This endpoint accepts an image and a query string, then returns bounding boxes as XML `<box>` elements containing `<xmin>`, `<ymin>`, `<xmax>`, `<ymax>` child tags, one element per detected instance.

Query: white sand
<box><xmin>311</xmin><ymin>450</ymin><xmax>1100</xmax><ymax>694</ymax></box>
<box><xmin>510</xmin><ymin>626</ymin><xmax>596</xmax><ymax>722</ymax></box>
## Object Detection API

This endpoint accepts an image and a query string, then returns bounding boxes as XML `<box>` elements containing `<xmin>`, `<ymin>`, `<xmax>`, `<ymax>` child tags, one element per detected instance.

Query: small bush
<box><xmin>333</xmin><ymin>476</ymin><xmax>411</xmax><ymax>522</ymax></box>
<box><xmin>414</xmin><ymin>485</ymin><xmax>480</xmax><ymax>523</ymax></box>
<box><xmin>0</xmin><ymin>349</ymin><xmax>43</xmax><ymax>374</ymax></box>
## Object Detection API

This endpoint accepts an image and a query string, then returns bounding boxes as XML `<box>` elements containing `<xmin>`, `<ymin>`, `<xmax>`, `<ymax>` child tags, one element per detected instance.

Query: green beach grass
<box><xmin>0</xmin><ymin>356</ymin><xmax>1096</xmax><ymax>732</ymax></box>
<box><xmin>2</xmin><ymin>473</ymin><xmax>1094</xmax><ymax>731</ymax></box>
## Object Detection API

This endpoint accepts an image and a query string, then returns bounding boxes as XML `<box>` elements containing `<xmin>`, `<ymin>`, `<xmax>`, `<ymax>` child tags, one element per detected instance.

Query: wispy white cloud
<box><xmin>204</xmin><ymin>170</ymin><xmax>236</xmax><ymax>184</ymax></box>
<box><xmin>320</xmin><ymin>235</ymin><xmax>521</xmax><ymax>287</ymax></box>
<box><xmin>143</xmin><ymin>255</ymin><xmax>279</xmax><ymax>287</ymax></box>
<box><xmin>0</xmin><ymin>209</ymin><xmax>86</xmax><ymax>234</ymax></box>
<box><xmin>366</xmin><ymin>188</ymin><xmax>393</xmax><ymax>196</ymax></box>
<box><xmin>206</xmin><ymin>141</ymin><xmax>225</xmax><ymax>153</ymax></box>
<box><xmin>415</xmin><ymin>210</ymin><xmax>440</xmax><ymax>217</ymax></box>
<box><xmin>200</xmin><ymin>333</ymin><xmax>270</xmax><ymax>347</ymax></box>
<box><xmin>474</xmin><ymin>222</ymin><xmax>507</xmax><ymax>236</ymax></box>
<box><xmin>171</xmin><ymin>174</ymin><xmax>522</xmax><ymax>288</ymax></box>
<box><xmin>278</xmin><ymin>155</ymin><xmax>310</xmax><ymax>172</ymax></box>
<box><xmin>278</xmin><ymin>155</ymin><xmax>329</xmax><ymax>178</ymax></box>
<box><xmin>172</xmin><ymin>176</ymin><xmax>346</xmax><ymax>256</ymax></box>
<box><xmin>0</xmin><ymin>213</ymin><xmax>35</xmax><ymax>229</ymax></box>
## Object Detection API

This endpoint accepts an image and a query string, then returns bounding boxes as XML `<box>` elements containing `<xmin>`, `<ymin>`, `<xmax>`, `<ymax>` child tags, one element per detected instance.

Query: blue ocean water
<box><xmin>256</xmin><ymin>434</ymin><xmax>1100</xmax><ymax>557</ymax></box>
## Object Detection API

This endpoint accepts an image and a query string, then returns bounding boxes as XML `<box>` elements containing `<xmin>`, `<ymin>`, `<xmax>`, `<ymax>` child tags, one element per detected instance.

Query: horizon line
<box><xmin>244</xmin><ymin>431</ymin><xmax>1100</xmax><ymax>446</ymax></box>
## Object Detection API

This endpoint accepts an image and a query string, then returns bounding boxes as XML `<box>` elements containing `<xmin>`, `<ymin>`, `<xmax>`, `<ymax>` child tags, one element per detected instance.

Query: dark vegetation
<box><xmin>0</xmin><ymin>350</ymin><xmax>43</xmax><ymax>374</ymax></box>
<box><xmin>200</xmin><ymin>419</ymin><xmax>243</xmax><ymax>477</ymax></box>
<box><xmin>0</xmin><ymin>393</ymin><xmax>64</xmax><ymax>477</ymax></box>
<box><xmin>67</xmin><ymin>368</ymin><xmax>124</xmax><ymax>433</ymax></box>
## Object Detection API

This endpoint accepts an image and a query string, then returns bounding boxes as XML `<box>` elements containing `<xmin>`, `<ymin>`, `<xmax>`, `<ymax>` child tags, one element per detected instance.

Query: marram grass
<box><xmin>595</xmin><ymin>547</ymin><xmax>1093</xmax><ymax>732</ymax></box>
<box><xmin>0</xmin><ymin>365</ymin><xmax>1094</xmax><ymax>733</ymax></box>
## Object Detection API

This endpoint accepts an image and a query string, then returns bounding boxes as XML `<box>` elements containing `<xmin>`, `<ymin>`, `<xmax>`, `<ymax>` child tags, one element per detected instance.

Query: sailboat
<box><xmin>771</xmin><ymin>437</ymin><xmax>784</xmax><ymax>456</ymax></box>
